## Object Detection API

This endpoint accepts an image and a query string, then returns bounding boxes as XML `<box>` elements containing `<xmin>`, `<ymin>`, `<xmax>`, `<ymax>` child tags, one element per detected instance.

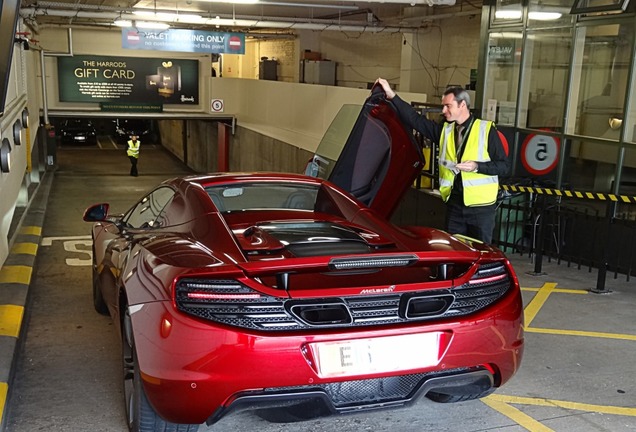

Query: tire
<box><xmin>426</xmin><ymin>388</ymin><xmax>495</xmax><ymax>403</ymax></box>
<box><xmin>92</xmin><ymin>251</ymin><xmax>108</xmax><ymax>315</ymax></box>
<box><xmin>122</xmin><ymin>308</ymin><xmax>200</xmax><ymax>432</ymax></box>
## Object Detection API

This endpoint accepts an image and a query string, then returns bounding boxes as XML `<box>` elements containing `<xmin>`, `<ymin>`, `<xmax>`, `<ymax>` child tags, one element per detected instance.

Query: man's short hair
<box><xmin>444</xmin><ymin>86</ymin><xmax>471</xmax><ymax>109</ymax></box>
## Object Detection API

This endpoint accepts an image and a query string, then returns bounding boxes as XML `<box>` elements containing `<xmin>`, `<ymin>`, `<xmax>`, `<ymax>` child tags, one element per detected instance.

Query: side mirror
<box><xmin>83</xmin><ymin>203</ymin><xmax>110</xmax><ymax>222</ymax></box>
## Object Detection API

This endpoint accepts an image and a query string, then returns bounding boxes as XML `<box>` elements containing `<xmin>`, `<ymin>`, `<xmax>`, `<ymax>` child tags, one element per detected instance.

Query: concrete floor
<box><xmin>2</xmin><ymin>142</ymin><xmax>636</xmax><ymax>432</ymax></box>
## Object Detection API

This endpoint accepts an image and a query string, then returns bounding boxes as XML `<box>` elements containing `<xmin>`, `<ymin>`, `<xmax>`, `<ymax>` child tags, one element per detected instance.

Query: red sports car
<box><xmin>84</xmin><ymin>88</ymin><xmax>524</xmax><ymax>432</ymax></box>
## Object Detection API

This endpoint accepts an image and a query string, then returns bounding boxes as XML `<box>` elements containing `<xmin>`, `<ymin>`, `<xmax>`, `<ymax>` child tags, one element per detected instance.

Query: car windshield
<box><xmin>305</xmin><ymin>104</ymin><xmax>361</xmax><ymax>179</ymax></box>
<box><xmin>64</xmin><ymin>119</ymin><xmax>93</xmax><ymax>129</ymax></box>
<box><xmin>205</xmin><ymin>183</ymin><xmax>319</xmax><ymax>212</ymax></box>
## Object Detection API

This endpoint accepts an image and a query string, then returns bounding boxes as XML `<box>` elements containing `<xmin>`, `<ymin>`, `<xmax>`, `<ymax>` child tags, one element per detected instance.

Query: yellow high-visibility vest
<box><xmin>127</xmin><ymin>140</ymin><xmax>140</xmax><ymax>158</ymax></box>
<box><xmin>438</xmin><ymin>119</ymin><xmax>498</xmax><ymax>206</ymax></box>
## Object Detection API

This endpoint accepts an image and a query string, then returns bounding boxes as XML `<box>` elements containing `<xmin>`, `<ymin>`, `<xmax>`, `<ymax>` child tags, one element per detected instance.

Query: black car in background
<box><xmin>59</xmin><ymin>119</ymin><xmax>98</xmax><ymax>146</ymax></box>
<box><xmin>113</xmin><ymin>118</ymin><xmax>154</xmax><ymax>144</ymax></box>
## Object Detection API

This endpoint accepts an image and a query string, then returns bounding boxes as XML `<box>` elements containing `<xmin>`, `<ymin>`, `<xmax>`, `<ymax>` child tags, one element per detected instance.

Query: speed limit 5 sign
<box><xmin>521</xmin><ymin>133</ymin><xmax>560</xmax><ymax>175</ymax></box>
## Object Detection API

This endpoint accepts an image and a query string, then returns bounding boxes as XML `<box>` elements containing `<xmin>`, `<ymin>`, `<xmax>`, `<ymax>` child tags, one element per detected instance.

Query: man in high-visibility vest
<box><xmin>127</xmin><ymin>135</ymin><xmax>140</xmax><ymax>177</ymax></box>
<box><xmin>375</xmin><ymin>78</ymin><xmax>510</xmax><ymax>244</ymax></box>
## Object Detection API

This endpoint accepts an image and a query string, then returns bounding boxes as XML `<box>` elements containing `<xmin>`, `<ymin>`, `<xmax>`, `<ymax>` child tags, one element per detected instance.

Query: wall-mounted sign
<box><xmin>100</xmin><ymin>102</ymin><xmax>163</xmax><ymax>112</ymax></box>
<box><xmin>122</xmin><ymin>29</ymin><xmax>245</xmax><ymax>55</ymax></box>
<box><xmin>58</xmin><ymin>55</ymin><xmax>199</xmax><ymax>105</ymax></box>
<box><xmin>211</xmin><ymin>99</ymin><xmax>224</xmax><ymax>112</ymax></box>
<box><xmin>521</xmin><ymin>133</ymin><xmax>560</xmax><ymax>176</ymax></box>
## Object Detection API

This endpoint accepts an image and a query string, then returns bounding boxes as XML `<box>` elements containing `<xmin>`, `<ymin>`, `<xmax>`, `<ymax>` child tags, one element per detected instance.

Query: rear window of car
<box><xmin>205</xmin><ymin>183</ymin><xmax>319</xmax><ymax>212</ymax></box>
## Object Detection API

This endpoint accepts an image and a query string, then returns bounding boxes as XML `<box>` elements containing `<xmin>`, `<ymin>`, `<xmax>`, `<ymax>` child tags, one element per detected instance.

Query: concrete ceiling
<box><xmin>20</xmin><ymin>0</ymin><xmax>484</xmax><ymax>34</ymax></box>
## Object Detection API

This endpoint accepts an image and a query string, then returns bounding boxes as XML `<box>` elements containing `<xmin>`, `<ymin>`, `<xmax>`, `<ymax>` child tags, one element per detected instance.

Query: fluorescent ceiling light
<box><xmin>133</xmin><ymin>10</ymin><xmax>157</xmax><ymax>17</ymax></box>
<box><xmin>194</xmin><ymin>0</ymin><xmax>447</xmax><ymax>3</ymax></box>
<box><xmin>176</xmin><ymin>14</ymin><xmax>206</xmax><ymax>23</ymax></box>
<box><xmin>114</xmin><ymin>19</ymin><xmax>132</xmax><ymax>27</ymax></box>
<box><xmin>528</xmin><ymin>11</ymin><xmax>562</xmax><ymax>20</ymax></box>
<box><xmin>133</xmin><ymin>11</ymin><xmax>176</xmax><ymax>21</ymax></box>
<box><xmin>135</xmin><ymin>21</ymin><xmax>171</xmax><ymax>29</ymax></box>
<box><xmin>197</xmin><ymin>0</ymin><xmax>260</xmax><ymax>4</ymax></box>
<box><xmin>495</xmin><ymin>10</ymin><xmax>522</xmax><ymax>19</ymax></box>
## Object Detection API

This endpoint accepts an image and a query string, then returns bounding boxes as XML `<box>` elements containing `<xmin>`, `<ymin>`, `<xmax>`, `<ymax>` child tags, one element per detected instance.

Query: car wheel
<box><xmin>122</xmin><ymin>308</ymin><xmax>200</xmax><ymax>432</ymax></box>
<box><xmin>426</xmin><ymin>388</ymin><xmax>495</xmax><ymax>403</ymax></box>
<box><xmin>92</xmin><ymin>251</ymin><xmax>108</xmax><ymax>315</ymax></box>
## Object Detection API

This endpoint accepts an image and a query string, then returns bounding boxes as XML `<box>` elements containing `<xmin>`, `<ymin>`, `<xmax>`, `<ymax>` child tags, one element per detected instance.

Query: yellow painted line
<box><xmin>0</xmin><ymin>304</ymin><xmax>24</xmax><ymax>338</ymax></box>
<box><xmin>10</xmin><ymin>242</ymin><xmax>38</xmax><ymax>255</ymax></box>
<box><xmin>0</xmin><ymin>266</ymin><xmax>33</xmax><ymax>285</ymax></box>
<box><xmin>526</xmin><ymin>326</ymin><xmax>636</xmax><ymax>341</ymax></box>
<box><xmin>521</xmin><ymin>287</ymin><xmax>587</xmax><ymax>295</ymax></box>
<box><xmin>490</xmin><ymin>394</ymin><xmax>636</xmax><ymax>417</ymax></box>
<box><xmin>523</xmin><ymin>282</ymin><xmax>557</xmax><ymax>327</ymax></box>
<box><xmin>19</xmin><ymin>226</ymin><xmax>42</xmax><ymax>236</ymax></box>
<box><xmin>0</xmin><ymin>382</ymin><xmax>6</xmax><ymax>427</ymax></box>
<box><xmin>482</xmin><ymin>396</ymin><xmax>554</xmax><ymax>432</ymax></box>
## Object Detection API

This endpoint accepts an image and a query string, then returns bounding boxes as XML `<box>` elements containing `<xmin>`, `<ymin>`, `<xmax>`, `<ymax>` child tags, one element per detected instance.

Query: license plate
<box><xmin>309</xmin><ymin>332</ymin><xmax>441</xmax><ymax>378</ymax></box>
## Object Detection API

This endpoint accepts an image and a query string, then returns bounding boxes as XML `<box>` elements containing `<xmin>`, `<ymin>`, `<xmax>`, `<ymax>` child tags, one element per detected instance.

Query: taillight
<box><xmin>174</xmin><ymin>278</ymin><xmax>298</xmax><ymax>331</ymax></box>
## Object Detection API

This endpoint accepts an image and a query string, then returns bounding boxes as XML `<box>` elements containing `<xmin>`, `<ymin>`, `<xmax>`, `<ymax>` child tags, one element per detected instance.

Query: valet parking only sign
<box><xmin>57</xmin><ymin>55</ymin><xmax>199</xmax><ymax>105</ymax></box>
<box><xmin>122</xmin><ymin>29</ymin><xmax>245</xmax><ymax>54</ymax></box>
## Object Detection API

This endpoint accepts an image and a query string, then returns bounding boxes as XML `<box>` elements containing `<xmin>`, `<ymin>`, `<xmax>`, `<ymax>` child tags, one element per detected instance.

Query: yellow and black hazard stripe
<box><xmin>501</xmin><ymin>184</ymin><xmax>636</xmax><ymax>204</ymax></box>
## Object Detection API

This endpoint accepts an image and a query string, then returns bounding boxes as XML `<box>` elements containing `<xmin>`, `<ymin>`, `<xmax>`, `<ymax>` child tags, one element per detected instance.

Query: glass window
<box><xmin>625</xmin><ymin>75</ymin><xmax>636</xmax><ymax>144</ymax></box>
<box><xmin>571</xmin><ymin>0</ymin><xmax>631</xmax><ymax>15</ymax></box>
<box><xmin>519</xmin><ymin>27</ymin><xmax>572</xmax><ymax>131</ymax></box>
<box><xmin>619</xmin><ymin>146</ymin><xmax>636</xmax><ymax>207</ymax></box>
<box><xmin>307</xmin><ymin>104</ymin><xmax>361</xmax><ymax>180</ymax></box>
<box><xmin>566</xmin><ymin>23</ymin><xmax>633</xmax><ymax>139</ymax></box>
<box><xmin>528</xmin><ymin>0</ymin><xmax>573</xmax><ymax>28</ymax></box>
<box><xmin>206</xmin><ymin>183</ymin><xmax>319</xmax><ymax>212</ymax></box>
<box><xmin>565</xmin><ymin>139</ymin><xmax>619</xmax><ymax>193</ymax></box>
<box><xmin>124</xmin><ymin>187</ymin><xmax>175</xmax><ymax>228</ymax></box>
<box><xmin>483</xmin><ymin>31</ymin><xmax>523</xmax><ymax>126</ymax></box>
<box><xmin>492</xmin><ymin>0</ymin><xmax>523</xmax><ymax>25</ymax></box>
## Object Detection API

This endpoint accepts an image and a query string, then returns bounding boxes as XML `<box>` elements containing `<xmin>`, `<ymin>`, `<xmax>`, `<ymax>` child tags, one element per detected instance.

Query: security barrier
<box><xmin>494</xmin><ymin>183</ymin><xmax>636</xmax><ymax>292</ymax></box>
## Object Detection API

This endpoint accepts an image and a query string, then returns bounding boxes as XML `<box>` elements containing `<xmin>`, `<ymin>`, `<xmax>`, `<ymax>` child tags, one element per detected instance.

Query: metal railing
<box><xmin>494</xmin><ymin>184</ymin><xmax>636</xmax><ymax>292</ymax></box>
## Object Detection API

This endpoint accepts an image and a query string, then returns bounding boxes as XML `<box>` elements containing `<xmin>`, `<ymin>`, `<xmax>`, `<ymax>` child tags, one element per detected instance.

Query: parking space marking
<box><xmin>482</xmin><ymin>395</ymin><xmax>555</xmax><ymax>432</ymax></box>
<box><xmin>486</xmin><ymin>281</ymin><xmax>636</xmax><ymax>430</ymax></box>
<box><xmin>522</xmin><ymin>282</ymin><xmax>636</xmax><ymax>340</ymax></box>
<box><xmin>0</xmin><ymin>304</ymin><xmax>24</xmax><ymax>337</ymax></box>
<box><xmin>525</xmin><ymin>326</ymin><xmax>636</xmax><ymax>341</ymax></box>
<box><xmin>523</xmin><ymin>282</ymin><xmax>558</xmax><ymax>327</ymax></box>
<box><xmin>41</xmin><ymin>235</ymin><xmax>92</xmax><ymax>246</ymax></box>
<box><xmin>522</xmin><ymin>286</ymin><xmax>587</xmax><ymax>295</ymax></box>
<box><xmin>489</xmin><ymin>394</ymin><xmax>636</xmax><ymax>417</ymax></box>
<box><xmin>106</xmin><ymin>136</ymin><xmax>119</xmax><ymax>148</ymax></box>
<box><xmin>0</xmin><ymin>266</ymin><xmax>32</xmax><ymax>285</ymax></box>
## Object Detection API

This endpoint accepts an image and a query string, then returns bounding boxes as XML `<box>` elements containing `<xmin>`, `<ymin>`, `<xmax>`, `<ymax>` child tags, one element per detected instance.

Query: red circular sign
<box><xmin>521</xmin><ymin>133</ymin><xmax>560</xmax><ymax>175</ymax></box>
<box><xmin>497</xmin><ymin>130</ymin><xmax>509</xmax><ymax>156</ymax></box>
<box><xmin>228</xmin><ymin>36</ymin><xmax>242</xmax><ymax>51</ymax></box>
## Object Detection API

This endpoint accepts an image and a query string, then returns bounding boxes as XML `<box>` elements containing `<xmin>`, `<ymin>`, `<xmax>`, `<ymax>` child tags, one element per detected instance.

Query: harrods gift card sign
<box><xmin>57</xmin><ymin>55</ymin><xmax>199</xmax><ymax>105</ymax></box>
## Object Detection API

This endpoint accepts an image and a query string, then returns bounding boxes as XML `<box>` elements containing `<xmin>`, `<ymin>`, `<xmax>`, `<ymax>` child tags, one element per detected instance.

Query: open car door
<box><xmin>307</xmin><ymin>85</ymin><xmax>424</xmax><ymax>219</ymax></box>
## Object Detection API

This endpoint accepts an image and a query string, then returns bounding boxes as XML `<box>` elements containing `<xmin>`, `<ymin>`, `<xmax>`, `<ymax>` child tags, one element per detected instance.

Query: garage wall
<box><xmin>319</xmin><ymin>32</ymin><xmax>402</xmax><ymax>89</ymax></box>
<box><xmin>0</xmin><ymin>16</ymin><xmax>43</xmax><ymax>268</ymax></box>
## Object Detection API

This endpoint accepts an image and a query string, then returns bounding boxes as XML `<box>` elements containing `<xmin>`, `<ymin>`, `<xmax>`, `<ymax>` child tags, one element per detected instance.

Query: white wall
<box><xmin>0</xmin><ymin>20</ymin><xmax>38</xmax><ymax>266</ymax></box>
<box><xmin>209</xmin><ymin>77</ymin><xmax>427</xmax><ymax>153</ymax></box>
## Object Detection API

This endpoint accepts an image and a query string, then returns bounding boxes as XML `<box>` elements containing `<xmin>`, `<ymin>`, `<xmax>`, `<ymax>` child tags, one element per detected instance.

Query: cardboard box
<box><xmin>302</xmin><ymin>50</ymin><xmax>322</xmax><ymax>61</ymax></box>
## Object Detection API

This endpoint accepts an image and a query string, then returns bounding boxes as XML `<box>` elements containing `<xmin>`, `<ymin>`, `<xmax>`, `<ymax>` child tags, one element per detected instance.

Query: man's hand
<box><xmin>374</xmin><ymin>78</ymin><xmax>396</xmax><ymax>100</ymax></box>
<box><xmin>455</xmin><ymin>161</ymin><xmax>479</xmax><ymax>172</ymax></box>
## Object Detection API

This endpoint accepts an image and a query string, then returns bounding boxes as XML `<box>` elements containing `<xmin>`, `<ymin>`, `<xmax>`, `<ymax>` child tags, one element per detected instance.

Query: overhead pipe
<box><xmin>21</xmin><ymin>8</ymin><xmax>416</xmax><ymax>32</ymax></box>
